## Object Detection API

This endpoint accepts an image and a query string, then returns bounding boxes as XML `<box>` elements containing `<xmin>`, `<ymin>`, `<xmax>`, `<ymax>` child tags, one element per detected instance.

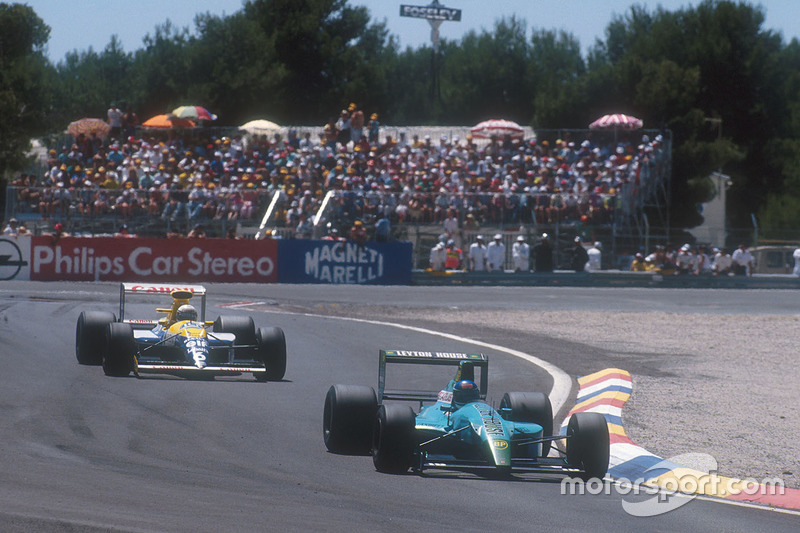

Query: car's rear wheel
<box><xmin>213</xmin><ymin>315</ymin><xmax>256</xmax><ymax>359</ymax></box>
<box><xmin>566</xmin><ymin>412</ymin><xmax>610</xmax><ymax>481</ymax></box>
<box><xmin>103</xmin><ymin>322</ymin><xmax>136</xmax><ymax>377</ymax></box>
<box><xmin>372</xmin><ymin>403</ymin><xmax>416</xmax><ymax>474</ymax></box>
<box><xmin>323</xmin><ymin>385</ymin><xmax>377</xmax><ymax>454</ymax></box>
<box><xmin>76</xmin><ymin>311</ymin><xmax>116</xmax><ymax>365</ymax></box>
<box><xmin>254</xmin><ymin>327</ymin><xmax>286</xmax><ymax>382</ymax></box>
<box><xmin>500</xmin><ymin>392</ymin><xmax>553</xmax><ymax>457</ymax></box>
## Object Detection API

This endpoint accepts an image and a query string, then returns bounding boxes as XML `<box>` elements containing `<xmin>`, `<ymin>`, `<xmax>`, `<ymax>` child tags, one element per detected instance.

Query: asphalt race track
<box><xmin>0</xmin><ymin>282</ymin><xmax>797</xmax><ymax>532</ymax></box>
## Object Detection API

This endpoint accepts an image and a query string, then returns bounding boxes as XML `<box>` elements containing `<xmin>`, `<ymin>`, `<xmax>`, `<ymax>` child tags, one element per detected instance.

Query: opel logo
<box><xmin>0</xmin><ymin>238</ymin><xmax>27</xmax><ymax>280</ymax></box>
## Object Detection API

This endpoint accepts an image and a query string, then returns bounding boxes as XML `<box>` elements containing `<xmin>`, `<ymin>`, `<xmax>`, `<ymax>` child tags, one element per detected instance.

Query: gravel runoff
<box><xmin>302</xmin><ymin>305</ymin><xmax>800</xmax><ymax>490</ymax></box>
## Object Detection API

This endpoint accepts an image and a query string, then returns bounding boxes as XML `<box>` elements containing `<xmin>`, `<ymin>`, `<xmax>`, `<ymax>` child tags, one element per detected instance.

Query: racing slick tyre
<box><xmin>103</xmin><ymin>322</ymin><xmax>136</xmax><ymax>377</ymax></box>
<box><xmin>372</xmin><ymin>403</ymin><xmax>416</xmax><ymax>474</ymax></box>
<box><xmin>323</xmin><ymin>385</ymin><xmax>377</xmax><ymax>455</ymax></box>
<box><xmin>566</xmin><ymin>412</ymin><xmax>610</xmax><ymax>481</ymax></box>
<box><xmin>254</xmin><ymin>327</ymin><xmax>286</xmax><ymax>382</ymax></box>
<box><xmin>75</xmin><ymin>311</ymin><xmax>116</xmax><ymax>365</ymax></box>
<box><xmin>213</xmin><ymin>316</ymin><xmax>257</xmax><ymax>359</ymax></box>
<box><xmin>500</xmin><ymin>392</ymin><xmax>554</xmax><ymax>457</ymax></box>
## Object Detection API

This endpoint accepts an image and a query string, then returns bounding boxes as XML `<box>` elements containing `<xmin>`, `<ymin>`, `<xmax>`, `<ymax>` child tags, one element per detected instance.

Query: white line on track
<box><xmin>250</xmin><ymin>307</ymin><xmax>574</xmax><ymax>415</ymax></box>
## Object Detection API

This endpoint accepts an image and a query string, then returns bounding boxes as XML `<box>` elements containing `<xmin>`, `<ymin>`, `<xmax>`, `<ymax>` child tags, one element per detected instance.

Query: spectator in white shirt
<box><xmin>731</xmin><ymin>243</ymin><xmax>754</xmax><ymax>276</ymax></box>
<box><xmin>468</xmin><ymin>235</ymin><xmax>488</xmax><ymax>271</ymax></box>
<box><xmin>487</xmin><ymin>233</ymin><xmax>506</xmax><ymax>271</ymax></box>
<box><xmin>512</xmin><ymin>235</ymin><xmax>530</xmax><ymax>272</ymax></box>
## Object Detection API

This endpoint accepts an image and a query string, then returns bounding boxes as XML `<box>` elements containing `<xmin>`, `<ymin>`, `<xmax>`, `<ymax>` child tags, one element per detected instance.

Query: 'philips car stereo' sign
<box><xmin>278</xmin><ymin>240</ymin><xmax>412</xmax><ymax>285</ymax></box>
<box><xmin>399</xmin><ymin>4</ymin><xmax>461</xmax><ymax>21</ymax></box>
<box><xmin>30</xmin><ymin>236</ymin><xmax>277</xmax><ymax>283</ymax></box>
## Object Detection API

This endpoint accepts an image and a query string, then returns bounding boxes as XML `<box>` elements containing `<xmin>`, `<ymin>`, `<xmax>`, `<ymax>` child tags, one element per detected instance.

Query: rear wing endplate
<box><xmin>119</xmin><ymin>283</ymin><xmax>208</xmax><ymax>322</ymax></box>
<box><xmin>378</xmin><ymin>350</ymin><xmax>488</xmax><ymax>403</ymax></box>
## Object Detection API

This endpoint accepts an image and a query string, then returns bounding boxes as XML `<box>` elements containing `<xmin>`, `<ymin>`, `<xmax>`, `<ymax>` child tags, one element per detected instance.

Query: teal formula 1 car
<box><xmin>323</xmin><ymin>350</ymin><xmax>609</xmax><ymax>479</ymax></box>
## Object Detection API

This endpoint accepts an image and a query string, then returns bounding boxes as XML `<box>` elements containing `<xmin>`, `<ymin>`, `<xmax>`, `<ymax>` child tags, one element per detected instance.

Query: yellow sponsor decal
<box><xmin>493</xmin><ymin>439</ymin><xmax>509</xmax><ymax>450</ymax></box>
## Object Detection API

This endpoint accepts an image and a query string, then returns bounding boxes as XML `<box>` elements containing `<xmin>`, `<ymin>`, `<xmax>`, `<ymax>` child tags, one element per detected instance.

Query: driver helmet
<box><xmin>452</xmin><ymin>379</ymin><xmax>480</xmax><ymax>408</ymax></box>
<box><xmin>176</xmin><ymin>304</ymin><xmax>197</xmax><ymax>322</ymax></box>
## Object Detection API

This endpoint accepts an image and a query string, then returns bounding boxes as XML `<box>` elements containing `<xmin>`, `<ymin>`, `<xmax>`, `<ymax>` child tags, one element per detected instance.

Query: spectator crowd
<box><xmin>6</xmin><ymin>102</ymin><xmax>670</xmax><ymax>242</ymax></box>
<box><xmin>631</xmin><ymin>242</ymin><xmax>756</xmax><ymax>276</ymax></box>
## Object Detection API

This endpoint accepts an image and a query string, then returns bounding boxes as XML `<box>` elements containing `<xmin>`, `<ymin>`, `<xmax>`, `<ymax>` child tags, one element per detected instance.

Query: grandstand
<box><xmin>5</xmin><ymin>124</ymin><xmax>671</xmax><ymax>269</ymax></box>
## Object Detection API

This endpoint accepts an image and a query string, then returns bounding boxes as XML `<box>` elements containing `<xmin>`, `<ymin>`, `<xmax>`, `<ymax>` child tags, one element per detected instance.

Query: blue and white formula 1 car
<box><xmin>75</xmin><ymin>283</ymin><xmax>286</xmax><ymax>381</ymax></box>
<box><xmin>323</xmin><ymin>350</ymin><xmax>609</xmax><ymax>478</ymax></box>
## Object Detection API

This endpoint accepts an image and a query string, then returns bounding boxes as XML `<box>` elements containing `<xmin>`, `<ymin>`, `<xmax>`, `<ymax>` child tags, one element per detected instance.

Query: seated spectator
<box><xmin>731</xmin><ymin>243</ymin><xmax>754</xmax><ymax>276</ymax></box>
<box><xmin>349</xmin><ymin>219</ymin><xmax>367</xmax><ymax>246</ymax></box>
<box><xmin>187</xmin><ymin>224</ymin><xmax>206</xmax><ymax>238</ymax></box>
<box><xmin>374</xmin><ymin>214</ymin><xmax>390</xmax><ymax>242</ymax></box>
<box><xmin>586</xmin><ymin>241</ymin><xmax>602</xmax><ymax>271</ymax></box>
<box><xmin>45</xmin><ymin>222</ymin><xmax>69</xmax><ymax>246</ymax></box>
<box><xmin>295</xmin><ymin>213</ymin><xmax>313</xmax><ymax>239</ymax></box>
<box><xmin>2</xmin><ymin>218</ymin><xmax>19</xmax><ymax>236</ymax></box>
<box><xmin>630</xmin><ymin>252</ymin><xmax>647</xmax><ymax>271</ymax></box>
<box><xmin>675</xmin><ymin>244</ymin><xmax>695</xmax><ymax>275</ymax></box>
<box><xmin>713</xmin><ymin>247</ymin><xmax>734</xmax><ymax>276</ymax></box>
<box><xmin>114</xmin><ymin>224</ymin><xmax>135</xmax><ymax>238</ymax></box>
<box><xmin>429</xmin><ymin>241</ymin><xmax>446</xmax><ymax>271</ymax></box>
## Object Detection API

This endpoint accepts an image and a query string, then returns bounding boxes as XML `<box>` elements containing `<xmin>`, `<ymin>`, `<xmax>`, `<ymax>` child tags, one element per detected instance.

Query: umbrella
<box><xmin>239</xmin><ymin>119</ymin><xmax>282</xmax><ymax>135</ymax></box>
<box><xmin>67</xmin><ymin>118</ymin><xmax>111</xmax><ymax>138</ymax></box>
<box><xmin>142</xmin><ymin>114</ymin><xmax>196</xmax><ymax>129</ymax></box>
<box><xmin>589</xmin><ymin>114</ymin><xmax>643</xmax><ymax>130</ymax></box>
<box><xmin>470</xmin><ymin>119</ymin><xmax>525</xmax><ymax>139</ymax></box>
<box><xmin>171</xmin><ymin>105</ymin><xmax>217</xmax><ymax>121</ymax></box>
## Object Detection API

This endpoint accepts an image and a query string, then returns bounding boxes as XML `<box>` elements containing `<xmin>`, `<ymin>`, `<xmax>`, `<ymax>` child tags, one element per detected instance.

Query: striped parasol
<box><xmin>470</xmin><ymin>119</ymin><xmax>525</xmax><ymax>139</ymax></box>
<box><xmin>171</xmin><ymin>105</ymin><xmax>217</xmax><ymax>121</ymax></box>
<box><xmin>589</xmin><ymin>114</ymin><xmax>643</xmax><ymax>130</ymax></box>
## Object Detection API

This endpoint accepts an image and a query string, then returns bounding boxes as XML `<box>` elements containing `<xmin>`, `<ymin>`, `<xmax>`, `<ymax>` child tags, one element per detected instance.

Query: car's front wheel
<box><xmin>566</xmin><ymin>412</ymin><xmax>610</xmax><ymax>481</ymax></box>
<box><xmin>372</xmin><ymin>403</ymin><xmax>416</xmax><ymax>474</ymax></box>
<box><xmin>254</xmin><ymin>327</ymin><xmax>286</xmax><ymax>382</ymax></box>
<box><xmin>103</xmin><ymin>322</ymin><xmax>136</xmax><ymax>377</ymax></box>
<box><xmin>75</xmin><ymin>311</ymin><xmax>115</xmax><ymax>365</ymax></box>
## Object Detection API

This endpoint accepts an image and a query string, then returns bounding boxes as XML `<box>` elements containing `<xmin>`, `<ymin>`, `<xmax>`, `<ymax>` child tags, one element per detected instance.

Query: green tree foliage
<box><xmin>0</xmin><ymin>2</ymin><xmax>50</xmax><ymax>182</ymax></box>
<box><xmin>131</xmin><ymin>21</ymin><xmax>192</xmax><ymax>118</ymax></box>
<box><xmin>54</xmin><ymin>36</ymin><xmax>134</xmax><ymax>124</ymax></box>
<box><xmin>528</xmin><ymin>29</ymin><xmax>589</xmax><ymax>127</ymax></box>
<box><xmin>242</xmin><ymin>0</ymin><xmax>392</xmax><ymax>122</ymax></box>
<box><xmin>184</xmin><ymin>12</ymin><xmax>285</xmax><ymax>124</ymax></box>
<box><xmin>5</xmin><ymin>0</ymin><xmax>800</xmax><ymax>234</ymax></box>
<box><xmin>438</xmin><ymin>17</ymin><xmax>531</xmax><ymax>124</ymax></box>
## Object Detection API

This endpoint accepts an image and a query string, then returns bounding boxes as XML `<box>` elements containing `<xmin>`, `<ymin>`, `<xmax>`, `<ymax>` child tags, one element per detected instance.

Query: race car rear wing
<box><xmin>119</xmin><ymin>283</ymin><xmax>207</xmax><ymax>322</ymax></box>
<box><xmin>378</xmin><ymin>349</ymin><xmax>488</xmax><ymax>403</ymax></box>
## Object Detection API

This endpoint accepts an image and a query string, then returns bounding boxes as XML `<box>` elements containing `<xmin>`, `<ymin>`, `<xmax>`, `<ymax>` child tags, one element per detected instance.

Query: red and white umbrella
<box><xmin>171</xmin><ymin>105</ymin><xmax>217</xmax><ymax>121</ymax></box>
<box><xmin>589</xmin><ymin>114</ymin><xmax>643</xmax><ymax>130</ymax></box>
<box><xmin>470</xmin><ymin>119</ymin><xmax>525</xmax><ymax>139</ymax></box>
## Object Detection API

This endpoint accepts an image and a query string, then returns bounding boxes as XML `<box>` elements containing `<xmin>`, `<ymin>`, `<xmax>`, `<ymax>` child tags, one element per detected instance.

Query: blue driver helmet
<box><xmin>452</xmin><ymin>379</ymin><xmax>480</xmax><ymax>407</ymax></box>
<box><xmin>176</xmin><ymin>304</ymin><xmax>197</xmax><ymax>322</ymax></box>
